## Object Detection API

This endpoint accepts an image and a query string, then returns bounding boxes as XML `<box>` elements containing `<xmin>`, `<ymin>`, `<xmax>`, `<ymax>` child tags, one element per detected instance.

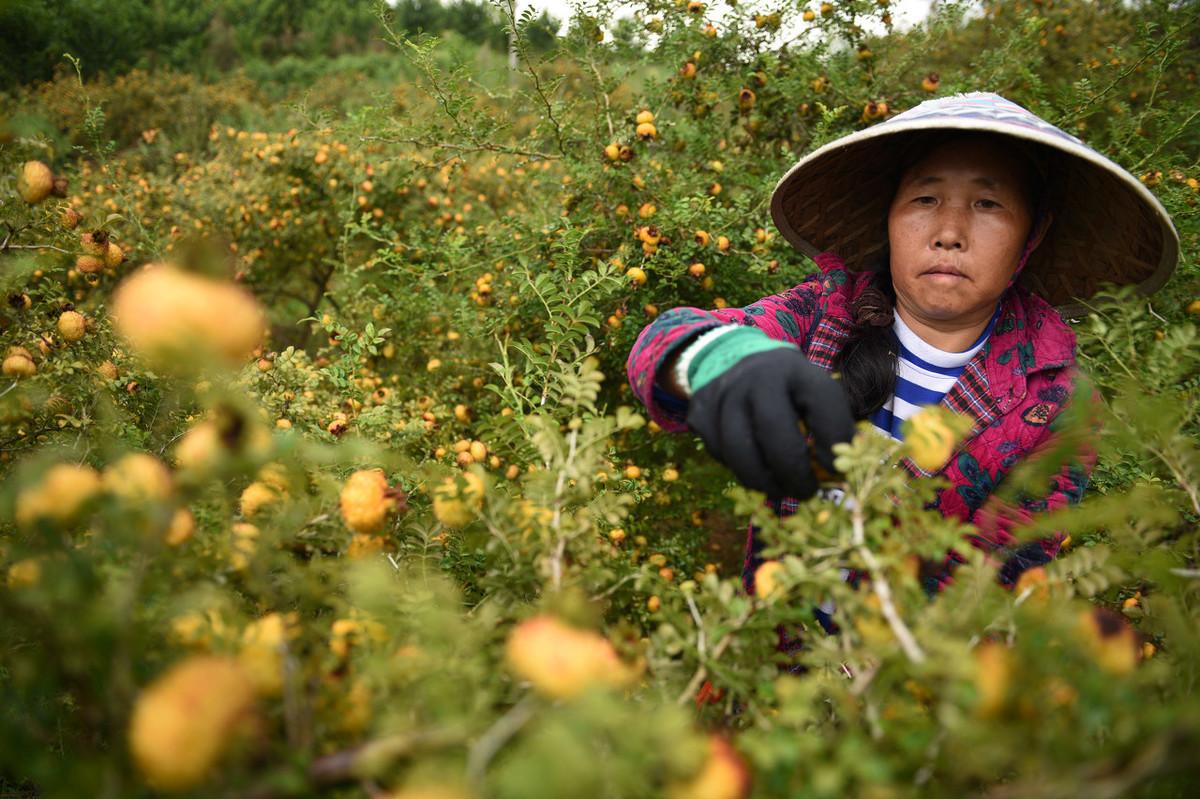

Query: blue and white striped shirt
<box><xmin>868</xmin><ymin>305</ymin><xmax>1001</xmax><ymax>441</ymax></box>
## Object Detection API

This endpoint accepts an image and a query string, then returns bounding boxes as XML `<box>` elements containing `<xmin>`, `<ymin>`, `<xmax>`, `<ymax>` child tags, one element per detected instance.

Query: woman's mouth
<box><xmin>923</xmin><ymin>264</ymin><xmax>968</xmax><ymax>280</ymax></box>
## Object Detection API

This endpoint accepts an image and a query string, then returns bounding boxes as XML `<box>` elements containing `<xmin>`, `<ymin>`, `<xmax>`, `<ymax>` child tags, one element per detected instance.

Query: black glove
<box><xmin>685</xmin><ymin>347</ymin><xmax>857</xmax><ymax>500</ymax></box>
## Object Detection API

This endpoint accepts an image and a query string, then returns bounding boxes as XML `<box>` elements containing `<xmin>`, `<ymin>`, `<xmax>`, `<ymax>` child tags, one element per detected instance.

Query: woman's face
<box><xmin>887</xmin><ymin>136</ymin><xmax>1048</xmax><ymax>326</ymax></box>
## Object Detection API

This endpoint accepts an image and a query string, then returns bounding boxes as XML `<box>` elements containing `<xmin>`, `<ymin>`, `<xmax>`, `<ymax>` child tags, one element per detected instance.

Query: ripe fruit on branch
<box><xmin>737</xmin><ymin>88</ymin><xmax>756</xmax><ymax>113</ymax></box>
<box><xmin>58</xmin><ymin>310</ymin><xmax>86</xmax><ymax>342</ymax></box>
<box><xmin>110</xmin><ymin>263</ymin><xmax>265</xmax><ymax>372</ymax></box>
<box><xmin>1077</xmin><ymin>607</ymin><xmax>1140</xmax><ymax>676</ymax></box>
<box><xmin>636</xmin><ymin>109</ymin><xmax>654</xmax><ymax>125</ymax></box>
<box><xmin>17</xmin><ymin>161</ymin><xmax>55</xmax><ymax>204</ymax></box>
<box><xmin>80</xmin><ymin>229</ymin><xmax>109</xmax><ymax>256</ymax></box>
<box><xmin>240</xmin><ymin>480</ymin><xmax>283</xmax><ymax>517</ymax></box>
<box><xmin>340</xmin><ymin>468</ymin><xmax>408</xmax><ymax>534</ymax></box>
<box><xmin>636</xmin><ymin>122</ymin><xmax>658</xmax><ymax>140</ymax></box>
<box><xmin>505</xmin><ymin>615</ymin><xmax>637</xmax><ymax>698</ymax></box>
<box><xmin>128</xmin><ymin>656</ymin><xmax>259</xmax><ymax>791</ymax></box>
<box><xmin>922</xmin><ymin>72</ymin><xmax>941</xmax><ymax>92</ymax></box>
<box><xmin>2</xmin><ymin>351</ymin><xmax>36</xmax><ymax>378</ymax></box>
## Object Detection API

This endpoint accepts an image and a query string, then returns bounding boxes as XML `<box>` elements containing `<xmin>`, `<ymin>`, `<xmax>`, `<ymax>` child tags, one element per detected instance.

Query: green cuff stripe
<box><xmin>687</xmin><ymin>326</ymin><xmax>796</xmax><ymax>394</ymax></box>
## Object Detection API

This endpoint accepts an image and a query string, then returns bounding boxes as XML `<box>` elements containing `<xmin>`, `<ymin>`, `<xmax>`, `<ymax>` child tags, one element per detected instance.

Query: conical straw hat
<box><xmin>769</xmin><ymin>92</ymin><xmax>1179</xmax><ymax>317</ymax></box>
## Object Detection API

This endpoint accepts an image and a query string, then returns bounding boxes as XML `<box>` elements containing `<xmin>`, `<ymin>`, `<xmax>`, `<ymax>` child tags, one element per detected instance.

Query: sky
<box><xmin>514</xmin><ymin>0</ymin><xmax>939</xmax><ymax>37</ymax></box>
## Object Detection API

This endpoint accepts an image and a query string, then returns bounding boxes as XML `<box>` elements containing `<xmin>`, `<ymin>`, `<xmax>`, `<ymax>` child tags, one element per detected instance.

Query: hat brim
<box><xmin>770</xmin><ymin>114</ymin><xmax>1179</xmax><ymax>318</ymax></box>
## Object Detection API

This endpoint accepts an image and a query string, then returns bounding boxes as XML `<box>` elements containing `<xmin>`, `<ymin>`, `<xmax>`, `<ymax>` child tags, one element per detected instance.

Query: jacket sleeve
<box><xmin>625</xmin><ymin>272</ymin><xmax>826</xmax><ymax>431</ymax></box>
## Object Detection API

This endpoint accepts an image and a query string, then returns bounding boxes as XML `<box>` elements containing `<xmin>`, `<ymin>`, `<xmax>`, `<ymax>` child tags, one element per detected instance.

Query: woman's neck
<box><xmin>894</xmin><ymin>302</ymin><xmax>997</xmax><ymax>353</ymax></box>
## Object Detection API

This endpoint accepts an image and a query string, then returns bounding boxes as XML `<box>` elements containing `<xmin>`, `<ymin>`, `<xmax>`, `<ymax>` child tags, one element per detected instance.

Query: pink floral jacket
<box><xmin>625</xmin><ymin>252</ymin><xmax>1097</xmax><ymax>595</ymax></box>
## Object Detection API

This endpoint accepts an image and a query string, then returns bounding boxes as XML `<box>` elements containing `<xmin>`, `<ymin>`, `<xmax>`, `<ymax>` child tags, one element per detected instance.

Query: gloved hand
<box><xmin>685</xmin><ymin>346</ymin><xmax>857</xmax><ymax>500</ymax></box>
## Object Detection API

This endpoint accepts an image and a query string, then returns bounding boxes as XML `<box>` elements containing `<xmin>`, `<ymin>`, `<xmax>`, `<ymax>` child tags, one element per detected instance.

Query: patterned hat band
<box><xmin>769</xmin><ymin>92</ymin><xmax>1179</xmax><ymax>317</ymax></box>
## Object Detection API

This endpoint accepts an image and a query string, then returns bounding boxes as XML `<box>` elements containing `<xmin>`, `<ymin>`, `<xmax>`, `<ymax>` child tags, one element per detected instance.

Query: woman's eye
<box><xmin>976</xmin><ymin>199</ymin><xmax>1001</xmax><ymax>209</ymax></box>
<box><xmin>914</xmin><ymin>196</ymin><xmax>936</xmax><ymax>205</ymax></box>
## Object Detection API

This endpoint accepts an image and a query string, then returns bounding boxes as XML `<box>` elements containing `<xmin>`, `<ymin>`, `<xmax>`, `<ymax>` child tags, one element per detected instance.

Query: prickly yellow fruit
<box><xmin>105</xmin><ymin>241</ymin><xmax>125</xmax><ymax>269</ymax></box>
<box><xmin>17</xmin><ymin>160</ymin><xmax>54</xmax><ymax>204</ymax></box>
<box><xmin>636</xmin><ymin>122</ymin><xmax>658</xmax><ymax>140</ymax></box>
<box><xmin>103</xmin><ymin>452</ymin><xmax>173</xmax><ymax>504</ymax></box>
<box><xmin>2</xmin><ymin>352</ymin><xmax>36</xmax><ymax>378</ymax></box>
<box><xmin>636</xmin><ymin>109</ymin><xmax>654</xmax><ymax>125</ymax></box>
<box><xmin>627</xmin><ymin>266</ymin><xmax>648</xmax><ymax>285</ymax></box>
<box><xmin>16</xmin><ymin>463</ymin><xmax>102</xmax><ymax>528</ymax></box>
<box><xmin>505</xmin><ymin>616</ymin><xmax>636</xmax><ymax>699</ymax></box>
<box><xmin>57</xmin><ymin>310</ymin><xmax>86</xmax><ymax>342</ymax></box>
<box><xmin>340</xmin><ymin>468</ymin><xmax>407</xmax><ymax>534</ymax></box>
<box><xmin>667</xmin><ymin>735</ymin><xmax>750</xmax><ymax>799</ymax></box>
<box><xmin>128</xmin><ymin>656</ymin><xmax>258</xmax><ymax>791</ymax></box>
<box><xmin>110</xmin><ymin>263</ymin><xmax>265</xmax><ymax>372</ymax></box>
<box><xmin>432</xmin><ymin>470</ymin><xmax>486</xmax><ymax>529</ymax></box>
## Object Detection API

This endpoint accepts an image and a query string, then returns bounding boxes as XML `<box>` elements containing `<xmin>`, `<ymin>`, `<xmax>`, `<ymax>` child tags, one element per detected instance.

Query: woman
<box><xmin>625</xmin><ymin>93</ymin><xmax>1179</xmax><ymax>600</ymax></box>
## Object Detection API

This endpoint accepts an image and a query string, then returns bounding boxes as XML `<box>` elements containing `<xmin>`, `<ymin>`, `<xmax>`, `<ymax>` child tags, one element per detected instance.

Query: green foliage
<box><xmin>1</xmin><ymin>1</ymin><xmax>1199</xmax><ymax>797</ymax></box>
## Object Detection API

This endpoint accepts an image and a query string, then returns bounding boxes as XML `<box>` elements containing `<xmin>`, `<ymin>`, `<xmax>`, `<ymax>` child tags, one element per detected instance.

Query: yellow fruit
<box><xmin>627</xmin><ymin>266</ymin><xmax>648</xmax><ymax>285</ymax></box>
<box><xmin>922</xmin><ymin>72</ymin><xmax>940</xmax><ymax>93</ymax></box>
<box><xmin>667</xmin><ymin>735</ymin><xmax>750</xmax><ymax>799</ymax></box>
<box><xmin>105</xmin><ymin>241</ymin><xmax>125</xmax><ymax>269</ymax></box>
<box><xmin>329</xmin><ymin>615</ymin><xmax>389</xmax><ymax>659</ymax></box>
<box><xmin>58</xmin><ymin>310</ymin><xmax>87</xmax><ymax>342</ymax></box>
<box><xmin>170</xmin><ymin>609</ymin><xmax>231</xmax><ymax>650</ymax></box>
<box><xmin>340</xmin><ymin>468</ymin><xmax>405</xmax><ymax>534</ymax></box>
<box><xmin>662</xmin><ymin>467</ymin><xmax>679</xmax><ymax>481</ymax></box>
<box><xmin>636</xmin><ymin>122</ymin><xmax>658</xmax><ymax>140</ymax></box>
<box><xmin>604</xmin><ymin>143</ymin><xmax>621</xmax><ymax>161</ymax></box>
<box><xmin>1077</xmin><ymin>607</ymin><xmax>1139</xmax><ymax>676</ymax></box>
<box><xmin>15</xmin><ymin>463</ymin><xmax>101</xmax><ymax>528</ymax></box>
<box><xmin>1186</xmin><ymin>299</ymin><xmax>1200</xmax><ymax>317</ymax></box>
<box><xmin>608</xmin><ymin>527</ymin><xmax>627</xmax><ymax>543</ymax></box>
<box><xmin>97</xmin><ymin>360</ymin><xmax>119</xmax><ymax>380</ymax></box>
<box><xmin>110</xmin><ymin>263</ymin><xmax>265</xmax><ymax>371</ymax></box>
<box><xmin>903</xmin><ymin>407</ymin><xmax>966</xmax><ymax>472</ymax></box>
<box><xmin>432</xmin><ymin>470</ymin><xmax>486</xmax><ymax>529</ymax></box>
<box><xmin>165</xmin><ymin>508</ymin><xmax>196</xmax><ymax>546</ymax></box>
<box><xmin>647</xmin><ymin>595</ymin><xmax>662</xmax><ymax>612</ymax></box>
<box><xmin>636</xmin><ymin>109</ymin><xmax>654</xmax><ymax>124</ymax></box>
<box><xmin>17</xmin><ymin>160</ymin><xmax>54</xmax><ymax>204</ymax></box>
<box><xmin>103</xmin><ymin>452</ymin><xmax>174</xmax><ymax>504</ymax></box>
<box><xmin>1014</xmin><ymin>566</ymin><xmax>1050</xmax><ymax>602</ymax></box>
<box><xmin>505</xmin><ymin>616</ymin><xmax>636</xmax><ymax>699</ymax></box>
<box><xmin>239</xmin><ymin>613</ymin><xmax>293</xmax><ymax>696</ymax></box>
<box><xmin>2</xmin><ymin>353</ymin><xmax>36</xmax><ymax>378</ymax></box>
<box><xmin>239</xmin><ymin>481</ymin><xmax>281</xmax><ymax>517</ymax></box>
<box><xmin>820</xmin><ymin>1</ymin><xmax>833</xmax><ymax>15</ymax></box>
<box><xmin>624</xmin><ymin>465</ymin><xmax>642</xmax><ymax>479</ymax></box>
<box><xmin>974</xmin><ymin>640</ymin><xmax>1012</xmax><ymax>718</ymax></box>
<box><xmin>803</xmin><ymin>9</ymin><xmax>816</xmax><ymax>21</ymax></box>
<box><xmin>754</xmin><ymin>560</ymin><xmax>786</xmax><ymax>601</ymax></box>
<box><xmin>128</xmin><ymin>656</ymin><xmax>258</xmax><ymax>791</ymax></box>
<box><xmin>230</xmin><ymin>522</ymin><xmax>259</xmax><ymax>571</ymax></box>
<box><xmin>6</xmin><ymin>557</ymin><xmax>42</xmax><ymax>589</ymax></box>
<box><xmin>76</xmin><ymin>254</ymin><xmax>105</xmax><ymax>274</ymax></box>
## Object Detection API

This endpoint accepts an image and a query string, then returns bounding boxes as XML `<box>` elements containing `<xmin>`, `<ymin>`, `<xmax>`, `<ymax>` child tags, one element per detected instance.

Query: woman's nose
<box><xmin>931</xmin><ymin>205</ymin><xmax>968</xmax><ymax>250</ymax></box>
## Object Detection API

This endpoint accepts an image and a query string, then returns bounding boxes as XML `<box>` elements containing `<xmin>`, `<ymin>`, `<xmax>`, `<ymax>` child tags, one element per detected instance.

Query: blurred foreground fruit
<box><xmin>15</xmin><ymin>462</ymin><xmax>102</xmax><ymax>528</ymax></box>
<box><xmin>128</xmin><ymin>655</ymin><xmax>258</xmax><ymax>791</ymax></box>
<box><xmin>431</xmin><ymin>470</ymin><xmax>486</xmax><ymax>529</ymax></box>
<box><xmin>505</xmin><ymin>615</ymin><xmax>637</xmax><ymax>699</ymax></box>
<box><xmin>340</xmin><ymin>468</ymin><xmax>408</xmax><ymax>533</ymax></box>
<box><xmin>110</xmin><ymin>263</ymin><xmax>265</xmax><ymax>371</ymax></box>
<box><xmin>667</xmin><ymin>735</ymin><xmax>751</xmax><ymax>799</ymax></box>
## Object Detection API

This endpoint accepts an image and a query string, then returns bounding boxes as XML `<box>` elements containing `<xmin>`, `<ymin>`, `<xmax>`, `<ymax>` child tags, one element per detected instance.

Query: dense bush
<box><xmin>1</xmin><ymin>1</ymin><xmax>1198</xmax><ymax>796</ymax></box>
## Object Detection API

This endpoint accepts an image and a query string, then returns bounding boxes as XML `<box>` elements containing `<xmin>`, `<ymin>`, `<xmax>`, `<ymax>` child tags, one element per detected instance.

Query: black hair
<box><xmin>833</xmin><ymin>131</ymin><xmax>1053</xmax><ymax>420</ymax></box>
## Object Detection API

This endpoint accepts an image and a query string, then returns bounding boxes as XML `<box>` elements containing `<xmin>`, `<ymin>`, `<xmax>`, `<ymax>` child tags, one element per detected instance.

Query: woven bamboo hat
<box><xmin>769</xmin><ymin>92</ymin><xmax>1179</xmax><ymax>317</ymax></box>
